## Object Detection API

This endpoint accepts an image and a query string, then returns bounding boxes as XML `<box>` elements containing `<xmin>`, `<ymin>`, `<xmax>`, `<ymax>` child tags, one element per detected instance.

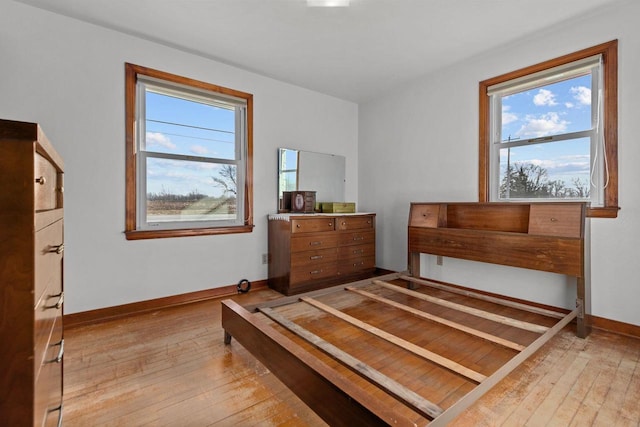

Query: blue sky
<box><xmin>499</xmin><ymin>74</ymin><xmax>593</xmax><ymax>188</ymax></box>
<box><xmin>143</xmin><ymin>91</ymin><xmax>237</xmax><ymax>197</ymax></box>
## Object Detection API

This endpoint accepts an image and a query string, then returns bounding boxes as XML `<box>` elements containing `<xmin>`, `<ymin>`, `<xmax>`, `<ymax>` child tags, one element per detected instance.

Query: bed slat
<box><xmin>301</xmin><ymin>296</ymin><xmax>487</xmax><ymax>383</ymax></box>
<box><xmin>373</xmin><ymin>280</ymin><xmax>549</xmax><ymax>333</ymax></box>
<box><xmin>259</xmin><ymin>306</ymin><xmax>445</xmax><ymax>420</ymax></box>
<box><xmin>345</xmin><ymin>286</ymin><xmax>525</xmax><ymax>351</ymax></box>
<box><xmin>400</xmin><ymin>275</ymin><xmax>567</xmax><ymax>319</ymax></box>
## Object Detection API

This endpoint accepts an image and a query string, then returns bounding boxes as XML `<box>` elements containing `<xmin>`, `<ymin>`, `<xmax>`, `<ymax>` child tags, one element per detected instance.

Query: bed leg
<box><xmin>576</xmin><ymin>299</ymin><xmax>591</xmax><ymax>339</ymax></box>
<box><xmin>408</xmin><ymin>252</ymin><xmax>420</xmax><ymax>289</ymax></box>
<box><xmin>224</xmin><ymin>331</ymin><xmax>232</xmax><ymax>345</ymax></box>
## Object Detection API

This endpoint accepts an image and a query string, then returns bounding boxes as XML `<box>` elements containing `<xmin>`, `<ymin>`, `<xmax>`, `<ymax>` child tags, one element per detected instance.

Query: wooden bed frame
<box><xmin>221</xmin><ymin>202</ymin><xmax>588</xmax><ymax>426</ymax></box>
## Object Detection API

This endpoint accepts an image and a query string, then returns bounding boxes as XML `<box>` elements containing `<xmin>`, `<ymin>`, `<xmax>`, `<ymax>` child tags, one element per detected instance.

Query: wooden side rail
<box><xmin>407</xmin><ymin>202</ymin><xmax>589</xmax><ymax>337</ymax></box>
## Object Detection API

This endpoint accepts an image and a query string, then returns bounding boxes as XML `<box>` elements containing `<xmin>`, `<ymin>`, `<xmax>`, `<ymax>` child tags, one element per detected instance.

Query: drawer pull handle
<box><xmin>310</xmin><ymin>255</ymin><xmax>323</xmax><ymax>260</ymax></box>
<box><xmin>296</xmin><ymin>224</ymin><xmax>301</xmax><ymax>228</ymax></box>
<box><xmin>46</xmin><ymin>339</ymin><xmax>64</xmax><ymax>364</ymax></box>
<box><xmin>353</xmin><ymin>236</ymin><xmax>364</xmax><ymax>241</ymax></box>
<box><xmin>50</xmin><ymin>244</ymin><xmax>64</xmax><ymax>255</ymax></box>
<box><xmin>353</xmin><ymin>249</ymin><xmax>364</xmax><ymax>254</ymax></box>
<box><xmin>35</xmin><ymin>176</ymin><xmax>46</xmax><ymax>185</ymax></box>
<box><xmin>45</xmin><ymin>291</ymin><xmax>64</xmax><ymax>310</ymax></box>
<box><xmin>48</xmin><ymin>403</ymin><xmax>63</xmax><ymax>427</ymax></box>
<box><xmin>353</xmin><ymin>261</ymin><xmax>364</xmax><ymax>267</ymax></box>
<box><xmin>309</xmin><ymin>241</ymin><xmax>322</xmax><ymax>246</ymax></box>
<box><xmin>310</xmin><ymin>269</ymin><xmax>323</xmax><ymax>275</ymax></box>
<box><xmin>550</xmin><ymin>217</ymin><xmax>558</xmax><ymax>222</ymax></box>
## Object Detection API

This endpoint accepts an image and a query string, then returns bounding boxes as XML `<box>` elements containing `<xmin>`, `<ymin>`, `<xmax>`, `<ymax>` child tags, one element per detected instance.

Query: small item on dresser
<box><xmin>321</xmin><ymin>202</ymin><xmax>356</xmax><ymax>213</ymax></box>
<box><xmin>290</xmin><ymin>190</ymin><xmax>316</xmax><ymax>213</ymax></box>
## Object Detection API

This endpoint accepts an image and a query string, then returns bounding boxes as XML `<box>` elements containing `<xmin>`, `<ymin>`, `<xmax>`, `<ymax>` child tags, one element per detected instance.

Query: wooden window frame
<box><xmin>125</xmin><ymin>63</ymin><xmax>254</xmax><ymax>240</ymax></box>
<box><xmin>479</xmin><ymin>40</ymin><xmax>619</xmax><ymax>218</ymax></box>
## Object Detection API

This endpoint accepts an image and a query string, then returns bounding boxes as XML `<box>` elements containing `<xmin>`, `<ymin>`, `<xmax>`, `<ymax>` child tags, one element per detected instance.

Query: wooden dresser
<box><xmin>0</xmin><ymin>119</ymin><xmax>65</xmax><ymax>426</ymax></box>
<box><xmin>268</xmin><ymin>213</ymin><xmax>376</xmax><ymax>295</ymax></box>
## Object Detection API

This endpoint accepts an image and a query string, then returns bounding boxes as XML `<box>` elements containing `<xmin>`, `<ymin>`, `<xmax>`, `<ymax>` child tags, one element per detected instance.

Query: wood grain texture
<box><xmin>1</xmin><ymin>119</ymin><xmax>64</xmax><ymax>426</ymax></box>
<box><xmin>62</xmin><ymin>288</ymin><xmax>640</xmax><ymax>426</ymax></box>
<box><xmin>409</xmin><ymin>226</ymin><xmax>583</xmax><ymax>277</ymax></box>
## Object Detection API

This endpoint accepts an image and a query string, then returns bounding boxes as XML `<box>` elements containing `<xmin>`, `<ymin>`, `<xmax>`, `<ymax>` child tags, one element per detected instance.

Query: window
<box><xmin>479</xmin><ymin>40</ymin><xmax>618</xmax><ymax>218</ymax></box>
<box><xmin>125</xmin><ymin>63</ymin><xmax>254</xmax><ymax>239</ymax></box>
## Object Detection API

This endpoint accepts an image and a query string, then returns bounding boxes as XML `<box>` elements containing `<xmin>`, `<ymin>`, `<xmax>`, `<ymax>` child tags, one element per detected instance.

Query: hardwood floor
<box><xmin>64</xmin><ymin>288</ymin><xmax>640</xmax><ymax>426</ymax></box>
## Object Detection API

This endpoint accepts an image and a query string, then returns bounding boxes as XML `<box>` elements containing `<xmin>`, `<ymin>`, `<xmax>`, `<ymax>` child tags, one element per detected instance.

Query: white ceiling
<box><xmin>17</xmin><ymin>0</ymin><xmax>623</xmax><ymax>102</ymax></box>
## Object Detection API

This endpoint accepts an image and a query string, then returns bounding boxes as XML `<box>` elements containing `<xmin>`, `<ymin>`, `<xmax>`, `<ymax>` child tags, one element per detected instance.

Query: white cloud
<box><xmin>571</xmin><ymin>86</ymin><xmax>591</xmax><ymax>105</ymax></box>
<box><xmin>533</xmin><ymin>89</ymin><xmax>558</xmax><ymax>106</ymax></box>
<box><xmin>502</xmin><ymin>105</ymin><xmax>518</xmax><ymax>125</ymax></box>
<box><xmin>565</xmin><ymin>102</ymin><xmax>575</xmax><ymax>108</ymax></box>
<box><xmin>191</xmin><ymin>145</ymin><xmax>210</xmax><ymax>155</ymax></box>
<box><xmin>146</xmin><ymin>132</ymin><xmax>176</xmax><ymax>150</ymax></box>
<box><xmin>516</xmin><ymin>112</ymin><xmax>569</xmax><ymax>138</ymax></box>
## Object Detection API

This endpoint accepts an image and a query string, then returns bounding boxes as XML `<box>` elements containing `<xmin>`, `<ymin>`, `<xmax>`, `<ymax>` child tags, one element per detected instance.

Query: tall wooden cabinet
<box><xmin>268</xmin><ymin>213</ymin><xmax>376</xmax><ymax>295</ymax></box>
<box><xmin>0</xmin><ymin>119</ymin><xmax>64</xmax><ymax>426</ymax></box>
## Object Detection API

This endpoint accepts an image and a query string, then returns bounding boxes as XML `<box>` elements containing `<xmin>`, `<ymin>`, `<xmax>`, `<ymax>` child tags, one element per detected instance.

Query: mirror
<box><xmin>278</xmin><ymin>148</ymin><xmax>346</xmax><ymax>212</ymax></box>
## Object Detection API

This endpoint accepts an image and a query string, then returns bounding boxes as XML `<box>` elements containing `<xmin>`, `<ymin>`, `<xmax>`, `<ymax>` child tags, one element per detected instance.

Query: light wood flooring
<box><xmin>64</xmin><ymin>288</ymin><xmax>640</xmax><ymax>426</ymax></box>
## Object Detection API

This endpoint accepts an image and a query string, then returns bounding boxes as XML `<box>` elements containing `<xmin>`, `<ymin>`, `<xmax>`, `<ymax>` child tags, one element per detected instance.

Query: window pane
<box><xmin>500</xmin><ymin>74</ymin><xmax>592</xmax><ymax>142</ymax></box>
<box><xmin>144</xmin><ymin>90</ymin><xmax>236</xmax><ymax>160</ymax></box>
<box><xmin>498</xmin><ymin>137</ymin><xmax>591</xmax><ymax>200</ymax></box>
<box><xmin>146</xmin><ymin>157</ymin><xmax>237</xmax><ymax>223</ymax></box>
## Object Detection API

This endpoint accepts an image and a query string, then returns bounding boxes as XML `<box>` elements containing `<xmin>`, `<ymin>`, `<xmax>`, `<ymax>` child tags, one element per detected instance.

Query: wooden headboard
<box><xmin>407</xmin><ymin>202</ymin><xmax>589</xmax><ymax>337</ymax></box>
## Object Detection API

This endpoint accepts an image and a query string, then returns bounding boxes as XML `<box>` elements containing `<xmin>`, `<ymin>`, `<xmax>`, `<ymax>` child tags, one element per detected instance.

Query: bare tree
<box><xmin>212</xmin><ymin>165</ymin><xmax>237</xmax><ymax>196</ymax></box>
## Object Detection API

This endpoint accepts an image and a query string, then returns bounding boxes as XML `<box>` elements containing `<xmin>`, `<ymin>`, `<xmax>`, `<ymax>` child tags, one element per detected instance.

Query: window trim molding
<box><xmin>479</xmin><ymin>40</ymin><xmax>618</xmax><ymax>218</ymax></box>
<box><xmin>125</xmin><ymin>63</ymin><xmax>254</xmax><ymax>239</ymax></box>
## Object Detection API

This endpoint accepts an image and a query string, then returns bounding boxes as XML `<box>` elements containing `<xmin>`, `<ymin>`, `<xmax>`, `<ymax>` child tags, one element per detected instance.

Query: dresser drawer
<box><xmin>338</xmin><ymin>243</ymin><xmax>375</xmax><ymax>261</ymax></box>
<box><xmin>35</xmin><ymin>287</ymin><xmax>63</xmax><ymax>377</ymax></box>
<box><xmin>35</xmin><ymin>317</ymin><xmax>63</xmax><ymax>427</ymax></box>
<box><xmin>291</xmin><ymin>247</ymin><xmax>338</xmax><ymax>267</ymax></box>
<box><xmin>291</xmin><ymin>217</ymin><xmax>335</xmax><ymax>233</ymax></box>
<box><xmin>35</xmin><ymin>152</ymin><xmax>62</xmax><ymax>212</ymax></box>
<box><xmin>291</xmin><ymin>233</ymin><xmax>338</xmax><ymax>252</ymax></box>
<box><xmin>336</xmin><ymin>215</ymin><xmax>374</xmax><ymax>231</ymax></box>
<box><xmin>338</xmin><ymin>230</ymin><xmax>375</xmax><ymax>247</ymax></box>
<box><xmin>290</xmin><ymin>262</ymin><xmax>338</xmax><ymax>285</ymax></box>
<box><xmin>339</xmin><ymin>256</ymin><xmax>375</xmax><ymax>275</ymax></box>
<box><xmin>35</xmin><ymin>219</ymin><xmax>63</xmax><ymax>306</ymax></box>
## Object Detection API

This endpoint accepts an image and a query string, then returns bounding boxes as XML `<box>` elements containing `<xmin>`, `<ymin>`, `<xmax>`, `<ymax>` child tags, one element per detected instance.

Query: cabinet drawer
<box><xmin>35</xmin><ymin>152</ymin><xmax>62</xmax><ymax>211</ymax></box>
<box><xmin>336</xmin><ymin>215</ymin><xmax>374</xmax><ymax>231</ymax></box>
<box><xmin>291</xmin><ymin>218</ymin><xmax>335</xmax><ymax>233</ymax></box>
<box><xmin>338</xmin><ymin>230</ymin><xmax>375</xmax><ymax>247</ymax></box>
<box><xmin>339</xmin><ymin>256</ymin><xmax>375</xmax><ymax>275</ymax></box>
<box><xmin>35</xmin><ymin>291</ymin><xmax>63</xmax><ymax>377</ymax></box>
<box><xmin>528</xmin><ymin>204</ymin><xmax>583</xmax><ymax>238</ymax></box>
<box><xmin>35</xmin><ymin>219</ymin><xmax>63</xmax><ymax>306</ymax></box>
<box><xmin>290</xmin><ymin>262</ymin><xmax>338</xmax><ymax>285</ymax></box>
<box><xmin>291</xmin><ymin>247</ymin><xmax>338</xmax><ymax>267</ymax></box>
<box><xmin>35</xmin><ymin>318</ymin><xmax>63</xmax><ymax>427</ymax></box>
<box><xmin>338</xmin><ymin>243</ymin><xmax>375</xmax><ymax>261</ymax></box>
<box><xmin>409</xmin><ymin>204</ymin><xmax>440</xmax><ymax>228</ymax></box>
<box><xmin>291</xmin><ymin>233</ymin><xmax>338</xmax><ymax>252</ymax></box>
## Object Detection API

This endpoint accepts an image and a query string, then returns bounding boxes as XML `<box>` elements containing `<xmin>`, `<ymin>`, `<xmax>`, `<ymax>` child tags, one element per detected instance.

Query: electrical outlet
<box><xmin>436</xmin><ymin>255</ymin><xmax>443</xmax><ymax>266</ymax></box>
<box><xmin>262</xmin><ymin>253</ymin><xmax>268</xmax><ymax>264</ymax></box>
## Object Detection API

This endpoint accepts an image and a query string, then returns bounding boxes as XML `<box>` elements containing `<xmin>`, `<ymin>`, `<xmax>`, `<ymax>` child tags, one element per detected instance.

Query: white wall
<box><xmin>360</xmin><ymin>0</ymin><xmax>640</xmax><ymax>327</ymax></box>
<box><xmin>0</xmin><ymin>0</ymin><xmax>358</xmax><ymax>314</ymax></box>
